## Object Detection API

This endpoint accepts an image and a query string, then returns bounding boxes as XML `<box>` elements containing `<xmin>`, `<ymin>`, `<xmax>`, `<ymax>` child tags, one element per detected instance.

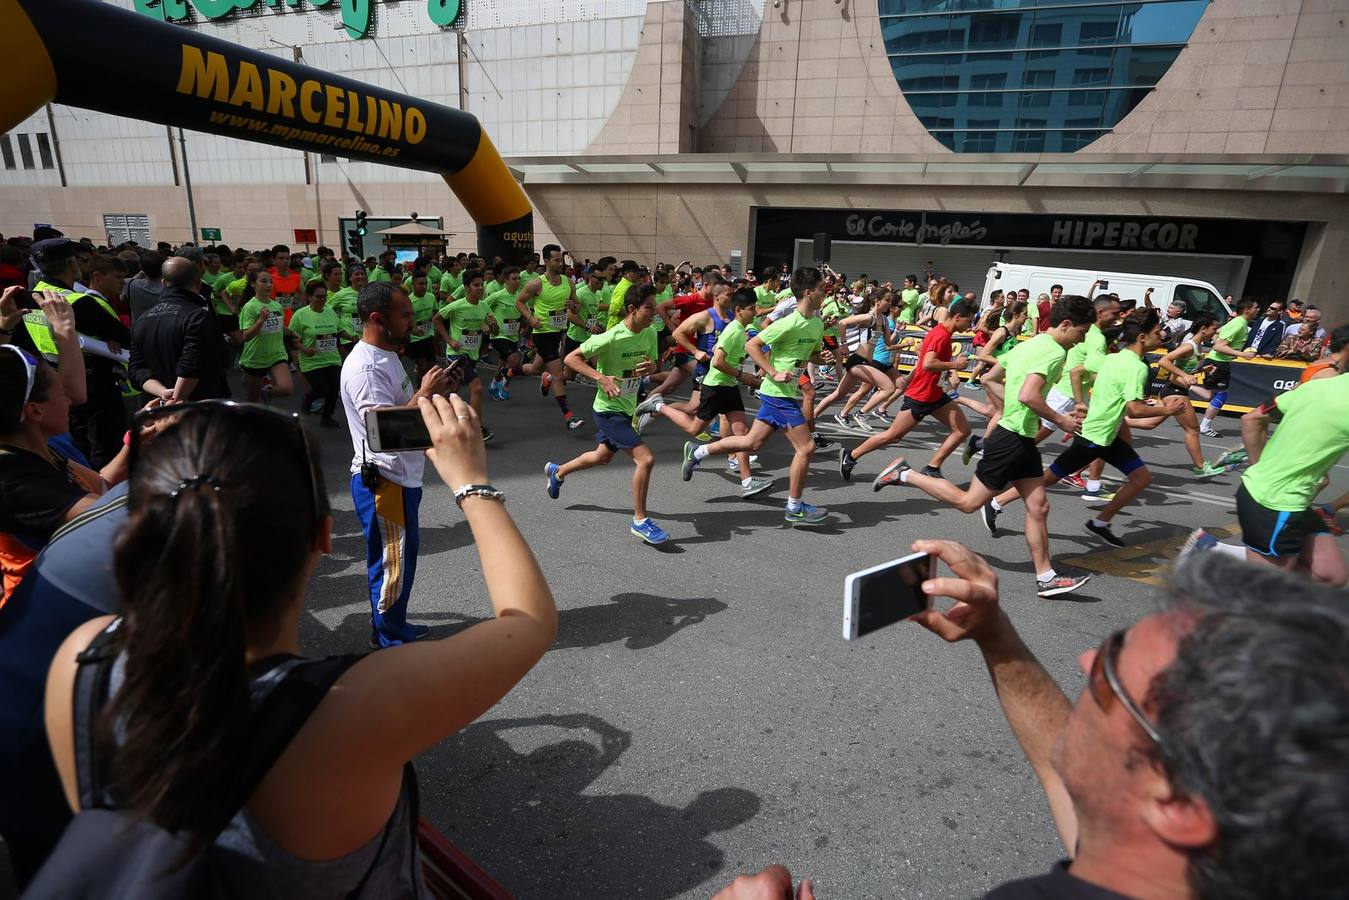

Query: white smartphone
<box><xmin>842</xmin><ymin>551</ymin><xmax>936</xmax><ymax>641</ymax></box>
<box><xmin>364</xmin><ymin>407</ymin><xmax>432</xmax><ymax>452</ymax></box>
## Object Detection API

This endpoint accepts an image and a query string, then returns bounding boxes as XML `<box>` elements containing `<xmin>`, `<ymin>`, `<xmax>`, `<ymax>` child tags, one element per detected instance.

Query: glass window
<box><xmin>36</xmin><ymin>133</ymin><xmax>55</xmax><ymax>170</ymax></box>
<box><xmin>0</xmin><ymin>135</ymin><xmax>14</xmax><ymax>170</ymax></box>
<box><xmin>1030</xmin><ymin>22</ymin><xmax>1061</xmax><ymax>46</ymax></box>
<box><xmin>1012</xmin><ymin>130</ymin><xmax>1046</xmax><ymax>152</ymax></box>
<box><xmin>16</xmin><ymin>133</ymin><xmax>34</xmax><ymax>170</ymax></box>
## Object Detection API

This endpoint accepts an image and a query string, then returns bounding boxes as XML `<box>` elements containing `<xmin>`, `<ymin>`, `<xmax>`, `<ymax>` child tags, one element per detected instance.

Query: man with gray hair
<box><xmin>128</xmin><ymin>255</ymin><xmax>230</xmax><ymax>401</ymax></box>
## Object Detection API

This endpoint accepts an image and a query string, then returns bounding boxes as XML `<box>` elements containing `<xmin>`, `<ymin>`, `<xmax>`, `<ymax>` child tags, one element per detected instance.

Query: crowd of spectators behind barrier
<box><xmin>0</xmin><ymin>226</ymin><xmax>1346</xmax><ymax>899</ymax></box>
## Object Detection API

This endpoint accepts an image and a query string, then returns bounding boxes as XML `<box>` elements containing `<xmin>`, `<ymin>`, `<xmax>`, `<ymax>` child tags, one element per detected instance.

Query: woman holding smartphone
<box><xmin>40</xmin><ymin>394</ymin><xmax>556</xmax><ymax>895</ymax></box>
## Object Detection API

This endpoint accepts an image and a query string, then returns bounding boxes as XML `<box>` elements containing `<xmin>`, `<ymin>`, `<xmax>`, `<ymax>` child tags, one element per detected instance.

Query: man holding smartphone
<box><xmin>340</xmin><ymin>280</ymin><xmax>454</xmax><ymax>648</ymax></box>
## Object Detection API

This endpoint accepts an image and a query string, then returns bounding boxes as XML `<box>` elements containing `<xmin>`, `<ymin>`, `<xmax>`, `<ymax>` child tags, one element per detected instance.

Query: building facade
<box><xmin>3</xmin><ymin>0</ymin><xmax>1347</xmax><ymax>314</ymax></box>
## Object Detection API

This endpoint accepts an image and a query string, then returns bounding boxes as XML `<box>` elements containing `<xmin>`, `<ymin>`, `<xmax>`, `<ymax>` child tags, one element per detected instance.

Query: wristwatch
<box><xmin>453</xmin><ymin>483</ymin><xmax>505</xmax><ymax>508</ymax></box>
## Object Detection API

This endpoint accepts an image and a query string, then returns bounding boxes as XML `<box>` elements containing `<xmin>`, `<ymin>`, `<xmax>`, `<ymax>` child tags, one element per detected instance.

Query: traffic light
<box><xmin>355</xmin><ymin>209</ymin><xmax>368</xmax><ymax>236</ymax></box>
<box><xmin>346</xmin><ymin>229</ymin><xmax>361</xmax><ymax>260</ymax></box>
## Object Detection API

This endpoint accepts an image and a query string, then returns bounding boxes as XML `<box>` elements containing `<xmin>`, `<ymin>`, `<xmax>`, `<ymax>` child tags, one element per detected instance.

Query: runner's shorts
<box><xmin>1040</xmin><ymin>387</ymin><xmax>1078</xmax><ymax>431</ymax></box>
<box><xmin>595</xmin><ymin>411</ymin><xmax>642</xmax><ymax>451</ymax></box>
<box><xmin>1049</xmin><ymin>435</ymin><xmax>1144</xmax><ymax>478</ymax></box>
<box><xmin>975</xmin><ymin>427</ymin><xmax>1043</xmax><ymax>491</ymax></box>
<box><xmin>533</xmin><ymin>331</ymin><xmax>564</xmax><ymax>363</ymax></box>
<box><xmin>696</xmin><ymin>384</ymin><xmax>745</xmax><ymax>421</ymax></box>
<box><xmin>756</xmin><ymin>394</ymin><xmax>807</xmax><ymax>430</ymax></box>
<box><xmin>1237</xmin><ymin>482</ymin><xmax>1327</xmax><ymax>558</ymax></box>
<box><xmin>491</xmin><ymin>338</ymin><xmax>520</xmax><ymax>363</ymax></box>
<box><xmin>1205</xmin><ymin>360</ymin><xmax>1232</xmax><ymax>391</ymax></box>
<box><xmin>406</xmin><ymin>337</ymin><xmax>436</xmax><ymax>362</ymax></box>
<box><xmin>900</xmin><ymin>393</ymin><xmax>952</xmax><ymax>423</ymax></box>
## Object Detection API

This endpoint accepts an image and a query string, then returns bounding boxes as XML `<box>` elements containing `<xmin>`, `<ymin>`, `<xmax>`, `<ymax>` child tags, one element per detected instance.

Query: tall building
<box><xmin>2</xmin><ymin>0</ymin><xmax>1346</xmax><ymax>314</ymax></box>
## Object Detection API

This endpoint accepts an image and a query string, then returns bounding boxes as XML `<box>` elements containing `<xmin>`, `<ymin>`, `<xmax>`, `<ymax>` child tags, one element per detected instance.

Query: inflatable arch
<box><xmin>0</xmin><ymin>0</ymin><xmax>533</xmax><ymax>259</ymax></box>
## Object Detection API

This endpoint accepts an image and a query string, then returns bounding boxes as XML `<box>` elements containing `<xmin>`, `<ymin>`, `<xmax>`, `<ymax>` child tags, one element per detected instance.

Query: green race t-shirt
<box><xmin>651</xmin><ymin>285</ymin><xmax>672</xmax><ymax>333</ymax></box>
<box><xmin>238</xmin><ymin>298</ymin><xmax>287</xmax><ymax>369</ymax></box>
<box><xmin>438</xmin><ymin>297</ymin><xmax>489</xmax><ymax>360</ymax></box>
<box><xmin>702</xmin><ymin>319</ymin><xmax>748</xmax><ymax>388</ymax></box>
<box><xmin>570</xmin><ymin>284</ymin><xmax>602</xmax><ymax>343</ymax></box>
<box><xmin>521</xmin><ymin>270</ymin><xmax>543</xmax><ymax>285</ymax></box>
<box><xmin>368</xmin><ymin>267</ymin><xmax>391</xmax><ymax>283</ymax></box>
<box><xmin>533</xmin><ymin>275</ymin><xmax>572</xmax><ymax>334</ymax></box>
<box><xmin>1054</xmin><ymin>323</ymin><xmax>1106</xmax><ymax>397</ymax></box>
<box><xmin>1207</xmin><ymin>315</ymin><xmax>1249</xmax><ymax>363</ymax></box>
<box><xmin>327</xmin><ymin>286</ymin><xmax>361</xmax><ymax>339</ymax></box>
<box><xmin>203</xmin><ymin>271</ymin><xmax>233</xmax><ymax>315</ymax></box>
<box><xmin>409</xmin><ymin>291</ymin><xmax>437</xmax><ymax>343</ymax></box>
<box><xmin>899</xmin><ymin>288</ymin><xmax>922</xmax><ymax>325</ymax></box>
<box><xmin>999</xmin><ymin>333</ymin><xmax>1068</xmax><ymax>439</ymax></box>
<box><xmin>439</xmin><ymin>270</ymin><xmax>463</xmax><ymax>297</ymax></box>
<box><xmin>606</xmin><ymin>278</ymin><xmax>635</xmax><ymax>330</ymax></box>
<box><xmin>577</xmin><ymin>322</ymin><xmax>659</xmax><ymax>417</ymax></box>
<box><xmin>288</xmin><ymin>305</ymin><xmax>343</xmax><ymax>372</ymax></box>
<box><xmin>756</xmin><ymin>311</ymin><xmax>824</xmax><ymax>400</ymax></box>
<box><xmin>1241</xmin><ymin>374</ymin><xmax>1349</xmax><ymax>511</ymax></box>
<box><xmin>1079</xmin><ymin>350</ymin><xmax>1147</xmax><ymax>446</ymax></box>
<box><xmin>820</xmin><ymin>297</ymin><xmax>847</xmax><ymax>340</ymax></box>
<box><xmin>484</xmin><ymin>288</ymin><xmax>522</xmax><ymax>342</ymax></box>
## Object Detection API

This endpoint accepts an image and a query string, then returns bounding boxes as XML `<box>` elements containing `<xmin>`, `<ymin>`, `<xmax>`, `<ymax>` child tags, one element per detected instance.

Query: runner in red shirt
<box><xmin>641</xmin><ymin>274</ymin><xmax>724</xmax><ymax>408</ymax></box>
<box><xmin>838</xmin><ymin>299</ymin><xmax>979</xmax><ymax>482</ymax></box>
<box><xmin>267</xmin><ymin>244</ymin><xmax>303</xmax><ymax>326</ymax></box>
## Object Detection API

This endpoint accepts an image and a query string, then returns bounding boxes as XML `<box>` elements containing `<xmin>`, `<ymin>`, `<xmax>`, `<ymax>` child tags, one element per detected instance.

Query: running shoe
<box><xmin>481</xmin><ymin>427</ymin><xmax>494</xmax><ymax>443</ymax></box>
<box><xmin>740</xmin><ymin>477</ymin><xmax>774</xmax><ymax>498</ymax></box>
<box><xmin>1080</xmin><ymin>487</ymin><xmax>1116</xmax><ymax>503</ymax></box>
<box><xmin>872</xmin><ymin>457</ymin><xmax>909</xmax><ymax>492</ymax></box>
<box><xmin>839</xmin><ymin>447</ymin><xmax>857</xmax><ymax>482</ymax></box>
<box><xmin>870</xmin><ymin>410</ymin><xmax>891</xmax><ymax>425</ymax></box>
<box><xmin>813</xmin><ymin>433</ymin><xmax>837</xmax><ymax>451</ymax></box>
<box><xmin>921</xmin><ymin>465</ymin><xmax>943</xmax><ymax>478</ymax></box>
<box><xmin>1036</xmin><ymin>574</ymin><xmax>1091</xmax><ymax>598</ymax></box>
<box><xmin>1191</xmin><ymin>462</ymin><xmax>1227</xmax><ymax>479</ymax></box>
<box><xmin>544</xmin><ymin>462</ymin><xmax>563</xmax><ymax>499</ymax></box>
<box><xmin>635</xmin><ymin>412</ymin><xmax>654</xmax><ymax>435</ymax></box>
<box><xmin>261</xmin><ymin>383</ymin><xmax>274</xmax><ymax>404</ymax></box>
<box><xmin>630</xmin><ymin>518</ymin><xmax>670</xmax><ymax>545</ymax></box>
<box><xmin>784</xmin><ymin>502</ymin><xmax>828</xmax><ymax>525</ymax></box>
<box><xmin>1062</xmin><ymin>473</ymin><xmax>1087</xmax><ymax>490</ymax></box>
<box><xmin>708</xmin><ymin>419</ymin><xmax>721</xmax><ymax>437</ymax></box>
<box><xmin>1213</xmin><ymin>448</ymin><xmax>1248</xmax><ymax>469</ymax></box>
<box><xmin>565</xmin><ymin>413</ymin><xmax>584</xmax><ymax>431</ymax></box>
<box><xmin>962</xmin><ymin>435</ymin><xmax>981</xmax><ymax>466</ymax></box>
<box><xmin>498</xmin><ymin>380</ymin><xmax>512</xmax><ymax>400</ymax></box>
<box><xmin>832</xmin><ymin>412</ymin><xmax>852</xmax><ymax>428</ymax></box>
<box><xmin>981</xmin><ymin>501</ymin><xmax>1000</xmax><ymax>537</ymax></box>
<box><xmin>1198</xmin><ymin>422</ymin><xmax>1220</xmax><ymax>438</ymax></box>
<box><xmin>308</xmin><ymin>397</ymin><xmax>324</xmax><ymax>414</ymax></box>
<box><xmin>681</xmin><ymin>440</ymin><xmax>702</xmax><ymax>481</ymax></box>
<box><xmin>1176</xmin><ymin>527</ymin><xmax>1217</xmax><ymax>565</ymax></box>
<box><xmin>540</xmin><ymin>371</ymin><xmax>553</xmax><ymax>396</ymax></box>
<box><xmin>487</xmin><ymin>380</ymin><xmax>505</xmax><ymax>401</ymax></box>
<box><xmin>1315</xmin><ymin>505</ymin><xmax>1345</xmax><ymax>536</ymax></box>
<box><xmin>853</xmin><ymin>415</ymin><xmax>875</xmax><ymax>433</ymax></box>
<box><xmin>727</xmin><ymin>455</ymin><xmax>759</xmax><ymax>472</ymax></box>
<box><xmin>1084</xmin><ymin>520</ymin><xmax>1125</xmax><ymax>547</ymax></box>
<box><xmin>634</xmin><ymin>393</ymin><xmax>665</xmax><ymax>417</ymax></box>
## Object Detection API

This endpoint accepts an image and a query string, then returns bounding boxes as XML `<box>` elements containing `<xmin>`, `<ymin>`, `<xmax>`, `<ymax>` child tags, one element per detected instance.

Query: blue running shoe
<box><xmin>630</xmin><ymin>517</ymin><xmax>669</xmax><ymax>545</ymax></box>
<box><xmin>784</xmin><ymin>502</ymin><xmax>828</xmax><ymax>525</ymax></box>
<box><xmin>708</xmin><ymin>418</ymin><xmax>721</xmax><ymax>437</ymax></box>
<box><xmin>544</xmin><ymin>462</ymin><xmax>563</xmax><ymax>499</ymax></box>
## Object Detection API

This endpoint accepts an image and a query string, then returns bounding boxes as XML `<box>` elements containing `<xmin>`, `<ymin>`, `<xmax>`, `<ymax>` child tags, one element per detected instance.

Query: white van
<box><xmin>981</xmin><ymin>262</ymin><xmax>1232</xmax><ymax>320</ymax></box>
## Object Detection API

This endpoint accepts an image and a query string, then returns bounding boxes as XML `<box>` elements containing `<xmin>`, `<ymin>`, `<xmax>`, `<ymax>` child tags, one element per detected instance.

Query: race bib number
<box><xmin>261</xmin><ymin>316</ymin><xmax>282</xmax><ymax>333</ymax></box>
<box><xmin>315</xmin><ymin>334</ymin><xmax>338</xmax><ymax>353</ymax></box>
<box><xmin>586</xmin><ymin>316</ymin><xmax>597</xmax><ymax>330</ymax></box>
<box><xmin>548</xmin><ymin>311</ymin><xmax>568</xmax><ymax>329</ymax></box>
<box><xmin>350</xmin><ymin>315</ymin><xmax>362</xmax><ymax>332</ymax></box>
<box><xmin>501</xmin><ymin>320</ymin><xmax>520</xmax><ymax>337</ymax></box>
<box><xmin>413</xmin><ymin>321</ymin><xmax>430</xmax><ymax>338</ymax></box>
<box><xmin>460</xmin><ymin>333</ymin><xmax>481</xmax><ymax>352</ymax></box>
<box><xmin>617</xmin><ymin>376</ymin><xmax>642</xmax><ymax>396</ymax></box>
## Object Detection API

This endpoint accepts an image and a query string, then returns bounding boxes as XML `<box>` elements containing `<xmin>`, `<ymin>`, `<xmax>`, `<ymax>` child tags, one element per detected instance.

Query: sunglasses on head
<box><xmin>2</xmin><ymin>344</ymin><xmax>38</xmax><ymax>423</ymax></box>
<box><xmin>131</xmin><ymin>400</ymin><xmax>325</xmax><ymax>524</ymax></box>
<box><xmin>1088</xmin><ymin>629</ymin><xmax>1163</xmax><ymax>746</ymax></box>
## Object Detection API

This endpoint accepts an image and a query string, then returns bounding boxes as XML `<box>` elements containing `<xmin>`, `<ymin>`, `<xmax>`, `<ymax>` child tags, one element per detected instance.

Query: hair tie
<box><xmin>169</xmin><ymin>474</ymin><xmax>221</xmax><ymax>499</ymax></box>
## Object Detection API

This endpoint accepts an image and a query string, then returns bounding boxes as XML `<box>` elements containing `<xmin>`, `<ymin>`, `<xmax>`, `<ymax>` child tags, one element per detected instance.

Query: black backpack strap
<box><xmin>71</xmin><ymin>617</ymin><xmax>126</xmax><ymax>810</ymax></box>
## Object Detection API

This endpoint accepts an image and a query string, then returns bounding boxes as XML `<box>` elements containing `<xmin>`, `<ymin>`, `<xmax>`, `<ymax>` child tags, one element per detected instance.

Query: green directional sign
<box><xmin>201</xmin><ymin>227</ymin><xmax>222</xmax><ymax>241</ymax></box>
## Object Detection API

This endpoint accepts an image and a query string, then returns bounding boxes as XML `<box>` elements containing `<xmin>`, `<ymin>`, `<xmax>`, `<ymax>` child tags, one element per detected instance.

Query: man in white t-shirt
<box><xmin>341</xmin><ymin>280</ymin><xmax>454</xmax><ymax>647</ymax></box>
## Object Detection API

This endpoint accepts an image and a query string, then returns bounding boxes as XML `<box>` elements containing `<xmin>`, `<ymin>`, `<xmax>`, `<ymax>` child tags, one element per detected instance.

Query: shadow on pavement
<box><xmin>422</xmin><ymin>713</ymin><xmax>761</xmax><ymax>900</ymax></box>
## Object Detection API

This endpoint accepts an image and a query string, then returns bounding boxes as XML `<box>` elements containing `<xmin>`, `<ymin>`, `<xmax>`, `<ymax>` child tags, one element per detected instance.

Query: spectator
<box><xmin>125</xmin><ymin>251</ymin><xmax>165</xmax><ymax>323</ymax></box>
<box><xmin>1283</xmin><ymin>298</ymin><xmax>1304</xmax><ymax>324</ymax></box>
<box><xmin>725</xmin><ymin>540</ymin><xmax>1349</xmax><ymax>898</ymax></box>
<box><xmin>341</xmin><ymin>281</ymin><xmax>453</xmax><ymax>647</ymax></box>
<box><xmin>128</xmin><ymin>256</ymin><xmax>230</xmax><ymax>402</ymax></box>
<box><xmin>1242</xmin><ymin>301</ymin><xmax>1286</xmax><ymax>357</ymax></box>
<box><xmin>1283</xmin><ymin>305</ymin><xmax>1326</xmax><ymax>343</ymax></box>
<box><xmin>34</xmin><ymin>394</ymin><xmax>556</xmax><ymax>895</ymax></box>
<box><xmin>0</xmin><ymin>244</ymin><xmax>24</xmax><ymax>290</ymax></box>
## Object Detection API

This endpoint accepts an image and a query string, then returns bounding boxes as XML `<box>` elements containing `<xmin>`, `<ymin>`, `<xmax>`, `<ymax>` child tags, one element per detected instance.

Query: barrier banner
<box><xmin>1</xmin><ymin>0</ymin><xmax>533</xmax><ymax>260</ymax></box>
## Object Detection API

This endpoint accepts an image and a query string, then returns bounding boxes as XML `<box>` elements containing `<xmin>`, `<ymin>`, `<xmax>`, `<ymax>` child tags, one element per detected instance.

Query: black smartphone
<box><xmin>364</xmin><ymin>407</ymin><xmax>432</xmax><ymax>452</ymax></box>
<box><xmin>842</xmin><ymin>552</ymin><xmax>935</xmax><ymax>640</ymax></box>
<box><xmin>1098</xmin><ymin>279</ymin><xmax>1110</xmax><ymax>290</ymax></box>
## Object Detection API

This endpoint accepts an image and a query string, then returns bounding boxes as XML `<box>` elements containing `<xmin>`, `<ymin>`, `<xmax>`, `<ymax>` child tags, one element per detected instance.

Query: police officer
<box><xmin>26</xmin><ymin>238</ymin><xmax>131</xmax><ymax>467</ymax></box>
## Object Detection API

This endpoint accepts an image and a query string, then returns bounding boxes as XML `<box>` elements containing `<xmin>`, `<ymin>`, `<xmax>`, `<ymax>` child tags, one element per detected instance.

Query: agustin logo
<box><xmin>134</xmin><ymin>0</ymin><xmax>464</xmax><ymax>41</ymax></box>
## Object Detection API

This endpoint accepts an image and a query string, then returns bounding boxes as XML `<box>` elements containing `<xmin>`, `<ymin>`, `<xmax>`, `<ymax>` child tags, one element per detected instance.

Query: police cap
<box><xmin>31</xmin><ymin>237</ymin><xmax>79</xmax><ymax>264</ymax></box>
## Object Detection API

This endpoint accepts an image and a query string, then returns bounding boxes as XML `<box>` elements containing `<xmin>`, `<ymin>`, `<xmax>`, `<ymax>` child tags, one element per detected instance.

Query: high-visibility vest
<box><xmin>26</xmin><ymin>281</ymin><xmax>138</xmax><ymax>395</ymax></box>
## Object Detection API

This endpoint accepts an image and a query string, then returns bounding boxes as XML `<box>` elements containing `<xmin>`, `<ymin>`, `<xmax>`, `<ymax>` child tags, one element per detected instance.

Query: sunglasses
<box><xmin>2</xmin><ymin>344</ymin><xmax>38</xmax><ymax>423</ymax></box>
<box><xmin>131</xmin><ymin>400</ymin><xmax>325</xmax><ymax>524</ymax></box>
<box><xmin>1088</xmin><ymin>629</ymin><xmax>1163</xmax><ymax>746</ymax></box>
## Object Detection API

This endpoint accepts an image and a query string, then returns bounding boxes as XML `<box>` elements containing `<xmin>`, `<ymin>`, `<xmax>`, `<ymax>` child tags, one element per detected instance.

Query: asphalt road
<box><xmin>293</xmin><ymin>369</ymin><xmax>1349</xmax><ymax>900</ymax></box>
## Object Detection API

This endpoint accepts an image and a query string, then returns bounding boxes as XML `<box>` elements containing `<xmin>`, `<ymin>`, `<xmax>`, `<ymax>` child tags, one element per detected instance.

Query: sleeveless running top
<box><xmin>698</xmin><ymin>307</ymin><xmax>729</xmax><ymax>355</ymax></box>
<box><xmin>532</xmin><ymin>275</ymin><xmax>572</xmax><ymax>334</ymax></box>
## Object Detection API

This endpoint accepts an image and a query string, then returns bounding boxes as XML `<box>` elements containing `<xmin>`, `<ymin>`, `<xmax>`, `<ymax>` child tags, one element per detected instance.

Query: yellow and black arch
<box><xmin>0</xmin><ymin>0</ymin><xmax>532</xmax><ymax>258</ymax></box>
